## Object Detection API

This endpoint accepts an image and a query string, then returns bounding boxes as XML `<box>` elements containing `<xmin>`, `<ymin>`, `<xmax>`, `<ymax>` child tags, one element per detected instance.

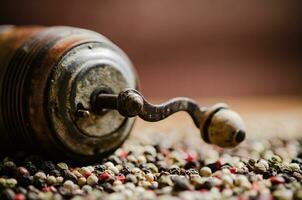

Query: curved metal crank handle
<box><xmin>91</xmin><ymin>88</ymin><xmax>246</xmax><ymax>148</ymax></box>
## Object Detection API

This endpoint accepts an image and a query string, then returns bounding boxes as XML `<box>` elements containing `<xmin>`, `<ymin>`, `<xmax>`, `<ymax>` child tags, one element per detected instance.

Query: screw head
<box><xmin>76</xmin><ymin>110</ymin><xmax>90</xmax><ymax>118</ymax></box>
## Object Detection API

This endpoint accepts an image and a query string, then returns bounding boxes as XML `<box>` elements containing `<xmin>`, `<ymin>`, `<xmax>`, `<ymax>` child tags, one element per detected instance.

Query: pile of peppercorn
<box><xmin>1</xmin><ymin>131</ymin><xmax>302</xmax><ymax>200</ymax></box>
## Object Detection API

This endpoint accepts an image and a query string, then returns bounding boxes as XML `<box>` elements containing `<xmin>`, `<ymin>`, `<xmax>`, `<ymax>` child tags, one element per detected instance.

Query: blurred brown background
<box><xmin>1</xmin><ymin>0</ymin><xmax>301</xmax><ymax>98</ymax></box>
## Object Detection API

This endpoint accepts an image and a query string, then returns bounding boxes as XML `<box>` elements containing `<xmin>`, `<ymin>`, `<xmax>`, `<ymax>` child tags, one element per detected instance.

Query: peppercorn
<box><xmin>62</xmin><ymin>170</ymin><xmax>77</xmax><ymax>183</ymax></box>
<box><xmin>269</xmin><ymin>155</ymin><xmax>282</xmax><ymax>166</ymax></box>
<box><xmin>292</xmin><ymin>158</ymin><xmax>302</xmax><ymax>165</ymax></box>
<box><xmin>1</xmin><ymin>188</ymin><xmax>15</xmax><ymax>200</ymax></box>
<box><xmin>24</xmin><ymin>155</ymin><xmax>43</xmax><ymax>168</ymax></box>
<box><xmin>125</xmin><ymin>174</ymin><xmax>138</xmax><ymax>184</ymax></box>
<box><xmin>40</xmin><ymin>161</ymin><xmax>56</xmax><ymax>173</ymax></box>
<box><xmin>254</xmin><ymin>160</ymin><xmax>269</xmax><ymax>174</ymax></box>
<box><xmin>46</xmin><ymin>175</ymin><xmax>57</xmax><ymax>185</ymax></box>
<box><xmin>187</xmin><ymin>168</ymin><xmax>199</xmax><ymax>175</ymax></box>
<box><xmin>26</xmin><ymin>192</ymin><xmax>40</xmax><ymax>200</ymax></box>
<box><xmin>119</xmin><ymin>166</ymin><xmax>131</xmax><ymax>175</ymax></box>
<box><xmin>171</xmin><ymin>176</ymin><xmax>192</xmax><ymax>191</ymax></box>
<box><xmin>16</xmin><ymin>167</ymin><xmax>29</xmax><ymax>177</ymax></box>
<box><xmin>56</xmin><ymin>176</ymin><xmax>64</xmax><ymax>184</ymax></box>
<box><xmin>63</xmin><ymin>180</ymin><xmax>75</xmax><ymax>191</ymax></box>
<box><xmin>117</xmin><ymin>174</ymin><xmax>126</xmax><ymax>183</ymax></box>
<box><xmin>24</xmin><ymin>162</ymin><xmax>37</xmax><ymax>175</ymax></box>
<box><xmin>0</xmin><ymin>132</ymin><xmax>300</xmax><ymax>199</ymax></box>
<box><xmin>198</xmin><ymin>180</ymin><xmax>213</xmax><ymax>190</ymax></box>
<box><xmin>205</xmin><ymin>163</ymin><xmax>219</xmax><ymax>173</ymax></box>
<box><xmin>168</xmin><ymin>166</ymin><xmax>179</xmax><ymax>175</ymax></box>
<box><xmin>200</xmin><ymin>167</ymin><xmax>212</xmax><ymax>177</ymax></box>
<box><xmin>94</xmin><ymin>165</ymin><xmax>106</xmax><ymax>172</ymax></box>
<box><xmin>99</xmin><ymin>172</ymin><xmax>111</xmax><ymax>182</ymax></box>
<box><xmin>18</xmin><ymin>176</ymin><xmax>33</xmax><ymax>187</ymax></box>
<box><xmin>6</xmin><ymin>179</ymin><xmax>17</xmax><ymax>188</ymax></box>
<box><xmin>289</xmin><ymin>163</ymin><xmax>300</xmax><ymax>172</ymax></box>
<box><xmin>33</xmin><ymin>177</ymin><xmax>46</xmax><ymax>189</ymax></box>
<box><xmin>57</xmin><ymin>163</ymin><xmax>68</xmax><ymax>171</ymax></box>
<box><xmin>158</xmin><ymin>175</ymin><xmax>173</xmax><ymax>188</ymax></box>
<box><xmin>101</xmin><ymin>182</ymin><xmax>115</xmax><ymax>193</ymax></box>
<box><xmin>3</xmin><ymin>161</ymin><xmax>17</xmax><ymax>177</ymax></box>
<box><xmin>49</xmin><ymin>169</ymin><xmax>61</xmax><ymax>177</ymax></box>
<box><xmin>82</xmin><ymin>185</ymin><xmax>93</xmax><ymax>194</ymax></box>
<box><xmin>108</xmin><ymin>155</ymin><xmax>122</xmax><ymax>165</ymax></box>
<box><xmin>15</xmin><ymin>187</ymin><xmax>27</xmax><ymax>195</ymax></box>
<box><xmin>78</xmin><ymin>177</ymin><xmax>86</xmax><ymax>187</ymax></box>
<box><xmin>87</xmin><ymin>174</ymin><xmax>98</xmax><ymax>186</ymax></box>
<box><xmin>184</xmin><ymin>161</ymin><xmax>197</xmax><ymax>170</ymax></box>
<box><xmin>14</xmin><ymin>194</ymin><xmax>25</xmax><ymax>200</ymax></box>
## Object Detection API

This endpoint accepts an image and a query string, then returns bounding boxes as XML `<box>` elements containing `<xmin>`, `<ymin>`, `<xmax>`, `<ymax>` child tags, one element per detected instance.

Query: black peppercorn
<box><xmin>15</xmin><ymin>186</ymin><xmax>27</xmax><ymax>195</ymax></box>
<box><xmin>205</xmin><ymin>163</ymin><xmax>219</xmax><ymax>173</ymax></box>
<box><xmin>3</xmin><ymin>161</ymin><xmax>17</xmax><ymax>177</ymax></box>
<box><xmin>119</xmin><ymin>167</ymin><xmax>130</xmax><ymax>175</ymax></box>
<box><xmin>108</xmin><ymin>155</ymin><xmax>122</xmax><ymax>165</ymax></box>
<box><xmin>186</xmin><ymin>168</ymin><xmax>199</xmax><ymax>175</ymax></box>
<box><xmin>49</xmin><ymin>169</ymin><xmax>61</xmax><ymax>177</ymax></box>
<box><xmin>18</xmin><ymin>176</ymin><xmax>34</xmax><ymax>187</ymax></box>
<box><xmin>101</xmin><ymin>182</ymin><xmax>115</xmax><ymax>193</ymax></box>
<box><xmin>1</xmin><ymin>189</ymin><xmax>15</xmax><ymax>200</ymax></box>
<box><xmin>94</xmin><ymin>165</ymin><xmax>106</xmax><ymax>173</ymax></box>
<box><xmin>172</xmin><ymin>176</ymin><xmax>192</xmax><ymax>191</ymax></box>
<box><xmin>26</xmin><ymin>192</ymin><xmax>40</xmax><ymax>200</ymax></box>
<box><xmin>24</xmin><ymin>162</ymin><xmax>38</xmax><ymax>175</ymax></box>
<box><xmin>40</xmin><ymin>161</ymin><xmax>56</xmax><ymax>173</ymax></box>
<box><xmin>62</xmin><ymin>170</ymin><xmax>78</xmax><ymax>183</ymax></box>
<box><xmin>33</xmin><ymin>177</ymin><xmax>46</xmax><ymax>189</ymax></box>
<box><xmin>169</xmin><ymin>167</ymin><xmax>180</xmax><ymax>175</ymax></box>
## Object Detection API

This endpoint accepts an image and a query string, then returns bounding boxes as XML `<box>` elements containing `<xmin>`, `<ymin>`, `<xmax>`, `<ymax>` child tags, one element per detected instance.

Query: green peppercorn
<box><xmin>57</xmin><ymin>162</ymin><xmax>68</xmax><ymax>170</ymax></box>
<box><xmin>6</xmin><ymin>179</ymin><xmax>17</xmax><ymax>188</ymax></box>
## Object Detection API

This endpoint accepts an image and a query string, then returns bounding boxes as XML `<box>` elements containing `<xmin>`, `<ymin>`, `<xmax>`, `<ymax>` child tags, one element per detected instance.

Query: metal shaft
<box><xmin>91</xmin><ymin>88</ymin><xmax>204</xmax><ymax>128</ymax></box>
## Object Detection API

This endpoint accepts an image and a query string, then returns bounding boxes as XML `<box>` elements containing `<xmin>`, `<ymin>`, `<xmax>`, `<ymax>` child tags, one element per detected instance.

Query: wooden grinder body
<box><xmin>0</xmin><ymin>26</ymin><xmax>138</xmax><ymax>163</ymax></box>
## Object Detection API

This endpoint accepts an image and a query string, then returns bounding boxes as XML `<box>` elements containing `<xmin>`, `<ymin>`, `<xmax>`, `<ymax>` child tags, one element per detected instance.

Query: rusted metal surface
<box><xmin>48</xmin><ymin>42</ymin><xmax>137</xmax><ymax>158</ymax></box>
<box><xmin>0</xmin><ymin>26</ymin><xmax>138</xmax><ymax>163</ymax></box>
<box><xmin>93</xmin><ymin>88</ymin><xmax>203</xmax><ymax>127</ymax></box>
<box><xmin>92</xmin><ymin>88</ymin><xmax>246</xmax><ymax>148</ymax></box>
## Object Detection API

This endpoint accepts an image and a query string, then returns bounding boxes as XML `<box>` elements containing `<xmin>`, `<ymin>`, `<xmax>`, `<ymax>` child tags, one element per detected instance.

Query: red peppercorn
<box><xmin>42</xmin><ymin>187</ymin><xmax>51</xmax><ymax>192</ymax></box>
<box><xmin>17</xmin><ymin>167</ymin><xmax>29</xmax><ymax>176</ymax></box>
<box><xmin>185</xmin><ymin>153</ymin><xmax>196</xmax><ymax>162</ymax></box>
<box><xmin>83</xmin><ymin>171</ymin><xmax>92</xmax><ymax>178</ymax></box>
<box><xmin>15</xmin><ymin>194</ymin><xmax>25</xmax><ymax>200</ymax></box>
<box><xmin>50</xmin><ymin>186</ymin><xmax>57</xmax><ymax>192</ymax></box>
<box><xmin>99</xmin><ymin>172</ymin><xmax>110</xmax><ymax>181</ymax></box>
<box><xmin>215</xmin><ymin>160</ymin><xmax>222</xmax><ymax>169</ymax></box>
<box><xmin>119</xmin><ymin>151</ymin><xmax>128</xmax><ymax>159</ymax></box>
<box><xmin>117</xmin><ymin>174</ymin><xmax>126</xmax><ymax>183</ymax></box>
<box><xmin>270</xmin><ymin>176</ymin><xmax>285</xmax><ymax>184</ymax></box>
<box><xmin>229</xmin><ymin>167</ymin><xmax>237</xmax><ymax>174</ymax></box>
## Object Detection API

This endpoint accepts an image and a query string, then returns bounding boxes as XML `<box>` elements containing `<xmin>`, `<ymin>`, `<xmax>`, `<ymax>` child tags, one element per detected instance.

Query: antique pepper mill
<box><xmin>0</xmin><ymin>26</ymin><xmax>246</xmax><ymax>163</ymax></box>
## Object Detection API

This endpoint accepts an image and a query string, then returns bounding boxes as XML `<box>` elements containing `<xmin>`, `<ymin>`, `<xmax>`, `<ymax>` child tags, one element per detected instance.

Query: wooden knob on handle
<box><xmin>200</xmin><ymin>104</ymin><xmax>246</xmax><ymax>148</ymax></box>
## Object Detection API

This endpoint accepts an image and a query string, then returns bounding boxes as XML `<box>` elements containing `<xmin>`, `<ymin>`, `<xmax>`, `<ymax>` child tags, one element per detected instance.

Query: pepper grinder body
<box><xmin>0</xmin><ymin>26</ymin><xmax>139</xmax><ymax>163</ymax></box>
